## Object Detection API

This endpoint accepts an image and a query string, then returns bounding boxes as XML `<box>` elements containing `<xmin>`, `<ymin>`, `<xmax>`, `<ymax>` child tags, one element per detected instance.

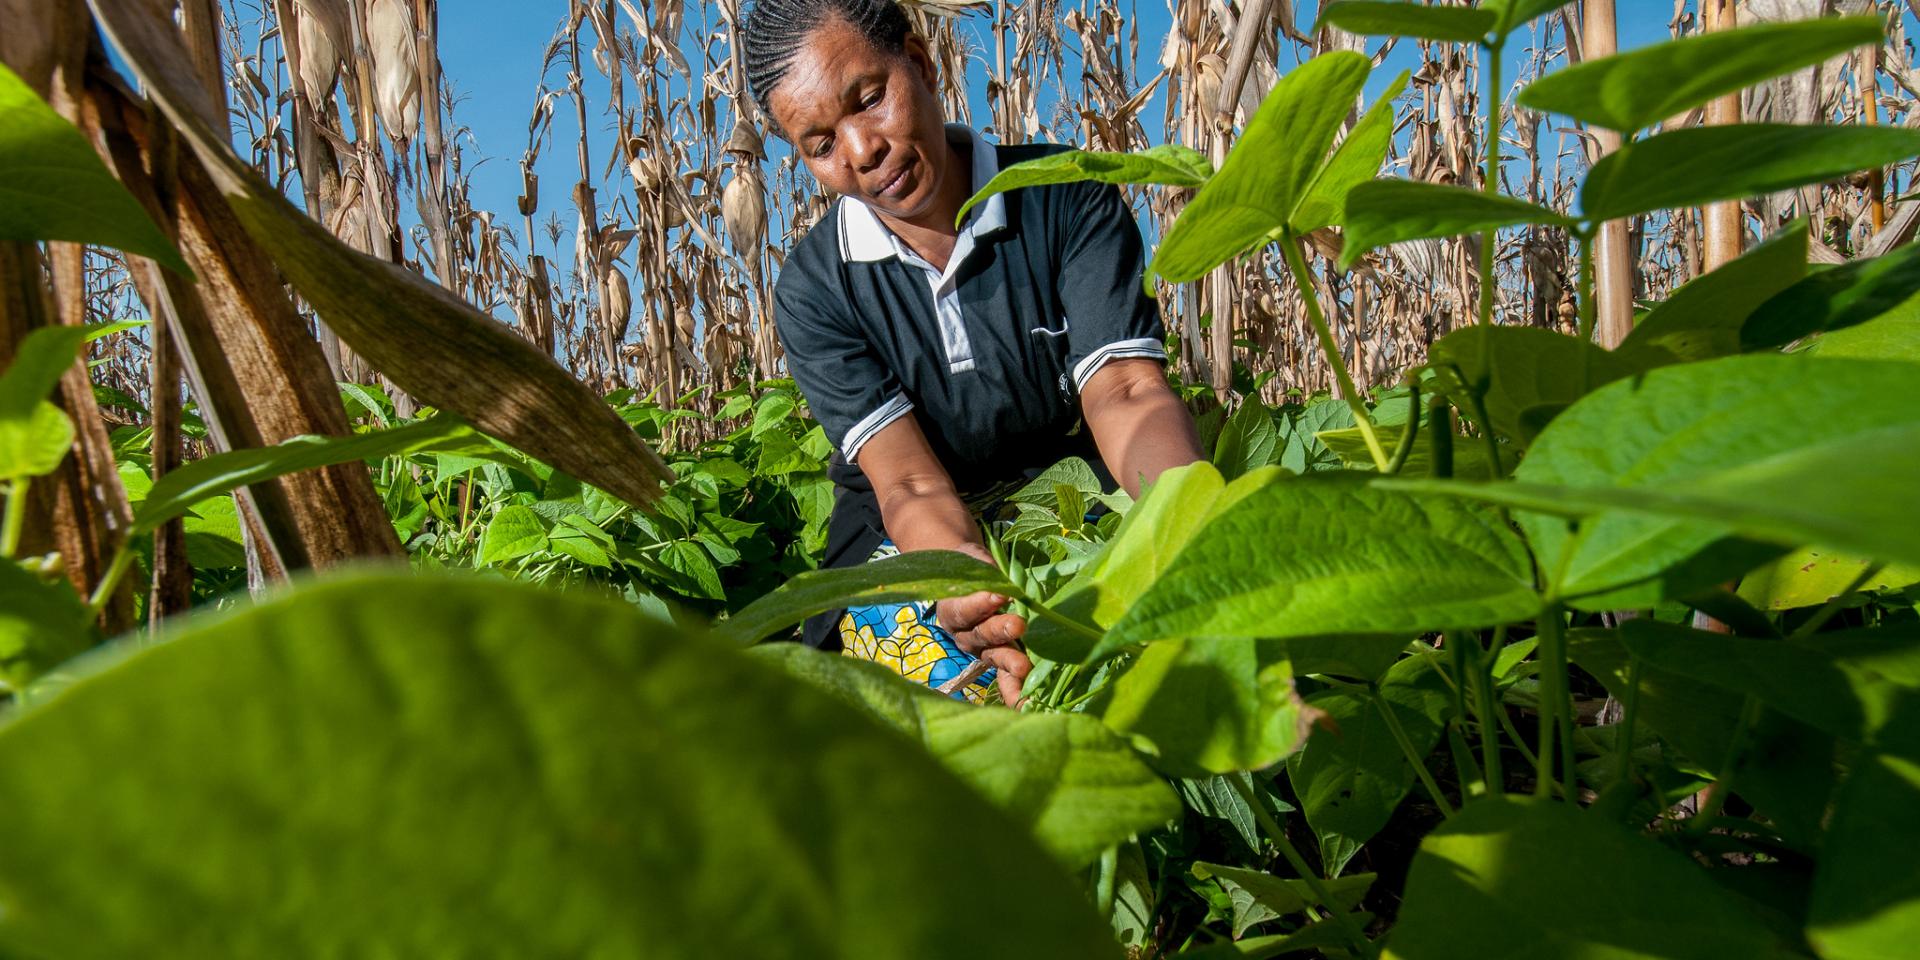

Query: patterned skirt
<box><xmin>836</xmin><ymin>540</ymin><xmax>998</xmax><ymax>704</ymax></box>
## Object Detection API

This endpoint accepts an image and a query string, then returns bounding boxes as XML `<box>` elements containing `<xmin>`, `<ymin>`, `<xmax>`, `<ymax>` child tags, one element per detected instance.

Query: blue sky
<box><xmin>432</xmin><ymin>0</ymin><xmax>1680</xmax><ymax>264</ymax></box>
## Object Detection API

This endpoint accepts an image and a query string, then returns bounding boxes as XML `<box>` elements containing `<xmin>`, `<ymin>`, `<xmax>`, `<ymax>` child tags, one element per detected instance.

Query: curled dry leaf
<box><xmin>88</xmin><ymin>0</ymin><xmax>671</xmax><ymax>505</ymax></box>
<box><xmin>603</xmin><ymin>265</ymin><xmax>632</xmax><ymax>344</ymax></box>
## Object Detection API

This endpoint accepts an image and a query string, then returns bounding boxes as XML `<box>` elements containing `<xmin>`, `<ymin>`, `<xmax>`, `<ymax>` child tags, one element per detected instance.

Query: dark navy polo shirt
<box><xmin>773</xmin><ymin>125</ymin><xmax>1165</xmax><ymax>645</ymax></box>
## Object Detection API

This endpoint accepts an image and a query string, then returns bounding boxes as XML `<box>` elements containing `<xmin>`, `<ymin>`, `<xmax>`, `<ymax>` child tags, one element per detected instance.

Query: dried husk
<box><xmin>291</xmin><ymin>0</ymin><xmax>349</xmax><ymax>106</ymax></box>
<box><xmin>720</xmin><ymin>164</ymin><xmax>766</xmax><ymax>261</ymax></box>
<box><xmin>366</xmin><ymin>0</ymin><xmax>419</xmax><ymax>144</ymax></box>
<box><xmin>89</xmin><ymin>0</ymin><xmax>670</xmax><ymax>505</ymax></box>
<box><xmin>603</xmin><ymin>265</ymin><xmax>632</xmax><ymax>344</ymax></box>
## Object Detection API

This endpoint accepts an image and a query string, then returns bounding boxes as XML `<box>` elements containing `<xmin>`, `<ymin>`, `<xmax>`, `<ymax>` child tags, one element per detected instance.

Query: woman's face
<box><xmin>767</xmin><ymin>18</ymin><xmax>955</xmax><ymax>225</ymax></box>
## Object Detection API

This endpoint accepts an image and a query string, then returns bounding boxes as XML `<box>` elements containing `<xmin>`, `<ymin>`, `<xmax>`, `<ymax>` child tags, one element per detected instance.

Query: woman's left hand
<box><xmin>937</xmin><ymin>587</ymin><xmax>1031</xmax><ymax>705</ymax></box>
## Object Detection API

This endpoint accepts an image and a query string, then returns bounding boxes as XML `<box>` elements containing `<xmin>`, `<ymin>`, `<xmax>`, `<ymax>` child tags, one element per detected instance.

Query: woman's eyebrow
<box><xmin>794</xmin><ymin>71</ymin><xmax>887</xmax><ymax>139</ymax></box>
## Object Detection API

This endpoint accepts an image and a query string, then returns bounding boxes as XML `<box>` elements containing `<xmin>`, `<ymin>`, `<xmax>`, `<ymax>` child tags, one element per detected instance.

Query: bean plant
<box><xmin>2</xmin><ymin>6</ymin><xmax>1919</xmax><ymax>960</ymax></box>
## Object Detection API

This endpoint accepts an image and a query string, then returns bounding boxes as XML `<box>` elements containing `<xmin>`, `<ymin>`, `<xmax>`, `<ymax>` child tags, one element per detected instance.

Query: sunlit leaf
<box><xmin>1318</xmin><ymin>2</ymin><xmax>1495</xmax><ymax>44</ymax></box>
<box><xmin>1517</xmin><ymin>16</ymin><xmax>1883</xmax><ymax>133</ymax></box>
<box><xmin>716</xmin><ymin>550</ymin><xmax>1020</xmax><ymax>645</ymax></box>
<box><xmin>956</xmin><ymin>144</ymin><xmax>1212</xmax><ymax>224</ymax></box>
<box><xmin>1101</xmin><ymin>637</ymin><xmax>1316</xmax><ymax>776</ymax></box>
<box><xmin>1151</xmin><ymin>52</ymin><xmax>1373</xmax><ymax>283</ymax></box>
<box><xmin>0</xmin><ymin>63</ymin><xmax>190</xmax><ymax>274</ymax></box>
<box><xmin>1339</xmin><ymin>180</ymin><xmax>1573</xmax><ymax>270</ymax></box>
<box><xmin>1097</xmin><ymin>473</ymin><xmax>1538</xmax><ymax>657</ymax></box>
<box><xmin>1744</xmin><ymin>239</ymin><xmax>1920</xmax><ymax>351</ymax></box>
<box><xmin>1581</xmin><ymin>124</ymin><xmax>1920</xmax><ymax>222</ymax></box>
<box><xmin>478</xmin><ymin>505</ymin><xmax>548</xmax><ymax>566</ymax></box>
<box><xmin>1290</xmin><ymin>71</ymin><xmax>1410</xmax><ymax>234</ymax></box>
<box><xmin>132</xmin><ymin>417</ymin><xmax>475</xmax><ymax>537</ymax></box>
<box><xmin>1619</xmin><ymin>220</ymin><xmax>1810</xmax><ymax>362</ymax></box>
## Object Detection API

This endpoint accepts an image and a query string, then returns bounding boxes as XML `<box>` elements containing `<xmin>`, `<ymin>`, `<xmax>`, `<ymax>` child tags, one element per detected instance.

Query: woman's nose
<box><xmin>843</xmin><ymin>122</ymin><xmax>888</xmax><ymax>172</ymax></box>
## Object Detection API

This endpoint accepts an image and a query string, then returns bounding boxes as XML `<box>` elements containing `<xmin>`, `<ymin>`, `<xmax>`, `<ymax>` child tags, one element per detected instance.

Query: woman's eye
<box><xmin>810</xmin><ymin>137</ymin><xmax>833</xmax><ymax>159</ymax></box>
<box><xmin>860</xmin><ymin>89</ymin><xmax>883</xmax><ymax>109</ymax></box>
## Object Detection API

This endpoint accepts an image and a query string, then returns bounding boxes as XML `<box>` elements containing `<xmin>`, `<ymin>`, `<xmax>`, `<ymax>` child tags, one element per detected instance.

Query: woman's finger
<box><xmin>979</xmin><ymin>645</ymin><xmax>1031</xmax><ymax>705</ymax></box>
<box><xmin>955</xmin><ymin>611</ymin><xmax>1026</xmax><ymax>653</ymax></box>
<box><xmin>936</xmin><ymin>590</ymin><xmax>1008</xmax><ymax>633</ymax></box>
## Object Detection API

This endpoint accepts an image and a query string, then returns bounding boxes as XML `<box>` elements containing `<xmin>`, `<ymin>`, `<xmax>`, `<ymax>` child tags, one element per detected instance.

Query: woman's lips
<box><xmin>875</xmin><ymin>159</ymin><xmax>915</xmax><ymax>200</ymax></box>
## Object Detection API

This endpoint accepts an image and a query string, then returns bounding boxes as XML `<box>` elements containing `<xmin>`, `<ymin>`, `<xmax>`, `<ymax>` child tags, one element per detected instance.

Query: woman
<box><xmin>744</xmin><ymin>0</ymin><xmax>1202</xmax><ymax>704</ymax></box>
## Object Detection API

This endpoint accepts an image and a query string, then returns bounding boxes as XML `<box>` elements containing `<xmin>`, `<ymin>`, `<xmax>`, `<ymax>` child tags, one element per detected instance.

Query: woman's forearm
<box><xmin>877</xmin><ymin>479</ymin><xmax>987</xmax><ymax>558</ymax></box>
<box><xmin>1083</xmin><ymin>360</ymin><xmax>1204</xmax><ymax>498</ymax></box>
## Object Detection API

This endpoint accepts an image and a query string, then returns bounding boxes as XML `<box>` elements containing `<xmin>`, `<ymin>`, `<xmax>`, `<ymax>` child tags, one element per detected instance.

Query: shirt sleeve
<box><xmin>1056</xmin><ymin>179</ymin><xmax>1168</xmax><ymax>393</ymax></box>
<box><xmin>773</xmin><ymin>269</ymin><xmax>913</xmax><ymax>463</ymax></box>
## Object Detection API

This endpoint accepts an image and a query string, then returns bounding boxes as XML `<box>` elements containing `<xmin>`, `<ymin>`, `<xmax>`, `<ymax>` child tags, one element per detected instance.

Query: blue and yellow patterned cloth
<box><xmin>836</xmin><ymin>540</ymin><xmax>998</xmax><ymax>703</ymax></box>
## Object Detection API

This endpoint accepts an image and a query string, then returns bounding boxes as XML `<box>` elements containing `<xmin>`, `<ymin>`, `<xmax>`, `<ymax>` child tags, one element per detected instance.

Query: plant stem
<box><xmin>1536</xmin><ymin>602</ymin><xmax>1566</xmax><ymax>798</ymax></box>
<box><xmin>1</xmin><ymin>477</ymin><xmax>27</xmax><ymax>559</ymax></box>
<box><xmin>1280</xmin><ymin>231</ymin><xmax>1389</xmax><ymax>470</ymax></box>
<box><xmin>1690</xmin><ymin>693</ymin><xmax>1762</xmax><ymax>835</ymax></box>
<box><xmin>1612</xmin><ymin>658</ymin><xmax>1643</xmax><ymax>789</ymax></box>
<box><xmin>1094</xmin><ymin>844</ymin><xmax>1119</xmax><ymax>918</ymax></box>
<box><xmin>86</xmin><ymin>546</ymin><xmax>136</xmax><ymax>619</ymax></box>
<box><xmin>1576</xmin><ymin>226</ymin><xmax>1598</xmax><ymax>344</ymax></box>
<box><xmin>1227</xmin><ymin>775</ymin><xmax>1378</xmax><ymax>960</ymax></box>
<box><xmin>1384</xmin><ymin>383</ymin><xmax>1420</xmax><ymax>475</ymax></box>
<box><xmin>1456</xmin><ymin>628</ymin><xmax>1504</xmax><ymax>797</ymax></box>
<box><xmin>1533</xmin><ymin>603</ymin><xmax>1577</xmax><ymax>798</ymax></box>
<box><xmin>1372</xmin><ymin>687</ymin><xmax>1455</xmax><ymax>817</ymax></box>
<box><xmin>1022</xmin><ymin>596</ymin><xmax>1107</xmax><ymax>647</ymax></box>
<box><xmin>1789</xmin><ymin>562</ymin><xmax>1884</xmax><ymax>639</ymax></box>
<box><xmin>1476</xmin><ymin>41</ymin><xmax>1505</xmax><ymax>330</ymax></box>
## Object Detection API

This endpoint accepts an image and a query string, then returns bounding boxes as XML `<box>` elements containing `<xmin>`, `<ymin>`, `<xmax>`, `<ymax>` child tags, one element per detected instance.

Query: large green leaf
<box><xmin>132</xmin><ymin>416</ymin><xmax>475</xmax><ymax>537</ymax></box>
<box><xmin>1582</xmin><ymin>124</ymin><xmax>1920</xmax><ymax>223</ymax></box>
<box><xmin>1618</xmin><ymin>220</ymin><xmax>1811</xmax><ymax>363</ymax></box>
<box><xmin>0</xmin><ymin>559</ymin><xmax>92</xmax><ymax>691</ymax></box>
<box><xmin>1030</xmin><ymin>462</ymin><xmax>1281</xmax><ymax>663</ymax></box>
<box><xmin>0</xmin><ymin>326</ymin><xmax>95</xmax><ymax>417</ymax></box>
<box><xmin>1427</xmin><ymin>325</ymin><xmax>1658</xmax><ymax>447</ymax></box>
<box><xmin>1387</xmin><ymin>797</ymin><xmax>1801</xmax><ymax>959</ymax></box>
<box><xmin>956</xmin><ymin>144</ymin><xmax>1212</xmax><ymax>224</ymax></box>
<box><xmin>0</xmin><ymin>401</ymin><xmax>74</xmax><ymax>482</ymax></box>
<box><xmin>716</xmin><ymin>550</ymin><xmax>1021</xmax><ymax>645</ymax></box>
<box><xmin>1150</xmin><ymin>52</ymin><xmax>1372</xmax><ymax>283</ymax></box>
<box><xmin>1810</xmin><ymin>696</ymin><xmax>1920</xmax><ymax>960</ymax></box>
<box><xmin>1739</xmin><ymin>547</ymin><xmax>1920</xmax><ymax>611</ymax></box>
<box><xmin>1096</xmin><ymin>473</ymin><xmax>1538</xmax><ymax>657</ymax></box>
<box><xmin>1338</xmin><ymin>181</ymin><xmax>1573</xmax><ymax>270</ymax></box>
<box><xmin>1618</xmin><ymin>620</ymin><xmax>1920</xmax><ymax>743</ymax></box>
<box><xmin>0</xmin><ymin>62</ymin><xmax>190</xmax><ymax>274</ymax></box>
<box><xmin>1317</xmin><ymin>2</ymin><xmax>1495</xmax><ymax>43</ymax></box>
<box><xmin>1744</xmin><ymin>240</ymin><xmax>1920</xmax><ymax>352</ymax></box>
<box><xmin>1517</xmin><ymin>16</ymin><xmax>1883</xmax><ymax>134</ymax></box>
<box><xmin>0</xmin><ymin>572</ymin><xmax>1119</xmax><ymax>959</ymax></box>
<box><xmin>1213</xmin><ymin>394</ymin><xmax>1282</xmax><ymax>480</ymax></box>
<box><xmin>1571</xmin><ymin>628</ymin><xmax>1837</xmax><ymax>846</ymax></box>
<box><xmin>1807</xmin><ymin>293</ymin><xmax>1920</xmax><ymax>363</ymax></box>
<box><xmin>748</xmin><ymin>644</ymin><xmax>1179</xmax><ymax>868</ymax></box>
<box><xmin>1101</xmin><ymin>637</ymin><xmax>1315</xmax><ymax>776</ymax></box>
<box><xmin>1482</xmin><ymin>0</ymin><xmax>1573</xmax><ymax>37</ymax></box>
<box><xmin>1290</xmin><ymin>71</ymin><xmax>1411</xmax><ymax>234</ymax></box>
<box><xmin>1189</xmin><ymin>862</ymin><xmax>1373</xmax><ymax>939</ymax></box>
<box><xmin>1507</xmin><ymin>355</ymin><xmax>1920</xmax><ymax>598</ymax></box>
<box><xmin>478</xmin><ymin>505</ymin><xmax>548</xmax><ymax>566</ymax></box>
<box><xmin>1288</xmin><ymin>654</ymin><xmax>1450</xmax><ymax>876</ymax></box>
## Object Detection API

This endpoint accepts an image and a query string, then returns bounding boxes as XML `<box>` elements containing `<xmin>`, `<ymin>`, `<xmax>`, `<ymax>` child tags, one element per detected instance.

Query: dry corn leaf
<box><xmin>366</xmin><ymin>0</ymin><xmax>419</xmax><ymax>144</ymax></box>
<box><xmin>90</xmin><ymin>0</ymin><xmax>670</xmax><ymax>505</ymax></box>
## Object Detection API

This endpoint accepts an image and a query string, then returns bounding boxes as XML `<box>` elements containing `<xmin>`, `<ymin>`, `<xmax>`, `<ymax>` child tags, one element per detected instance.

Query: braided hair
<box><xmin>741</xmin><ymin>0</ymin><xmax>913</xmax><ymax>122</ymax></box>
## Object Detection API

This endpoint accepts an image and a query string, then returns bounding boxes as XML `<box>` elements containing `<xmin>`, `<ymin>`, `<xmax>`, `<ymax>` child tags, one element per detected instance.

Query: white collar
<box><xmin>837</xmin><ymin>123</ymin><xmax>1007</xmax><ymax>263</ymax></box>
